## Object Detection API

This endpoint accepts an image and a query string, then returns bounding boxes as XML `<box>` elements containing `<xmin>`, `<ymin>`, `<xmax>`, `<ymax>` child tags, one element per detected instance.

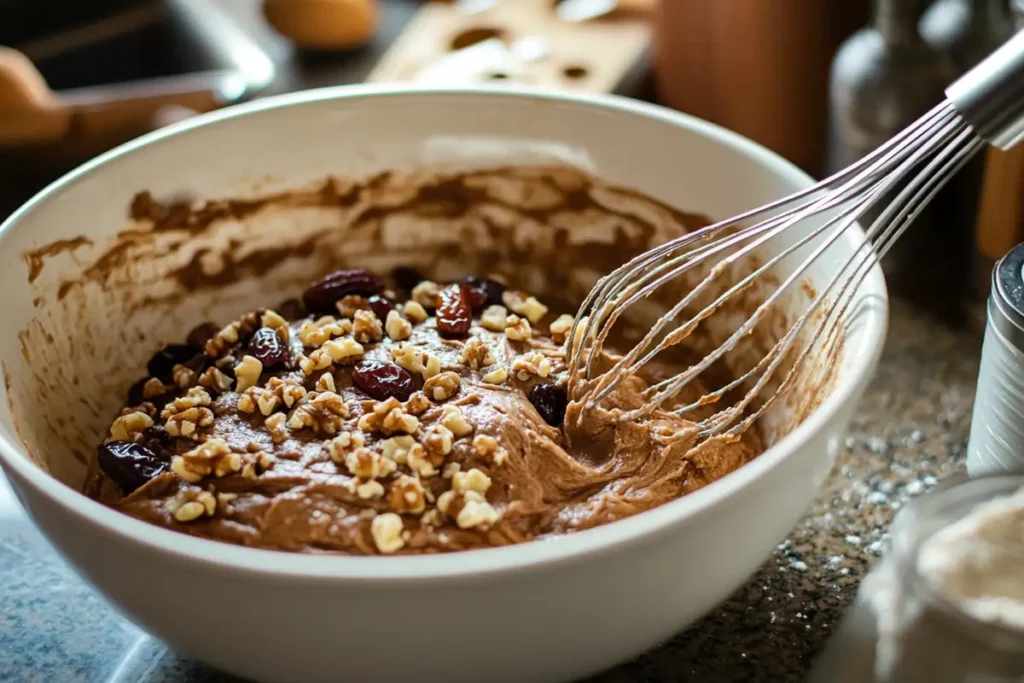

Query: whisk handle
<box><xmin>947</xmin><ymin>29</ymin><xmax>1024</xmax><ymax>151</ymax></box>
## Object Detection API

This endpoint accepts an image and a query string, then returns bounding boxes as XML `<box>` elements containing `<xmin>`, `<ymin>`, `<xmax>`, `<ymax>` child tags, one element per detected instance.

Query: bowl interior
<box><xmin>0</xmin><ymin>88</ymin><xmax>886</xmax><ymax>534</ymax></box>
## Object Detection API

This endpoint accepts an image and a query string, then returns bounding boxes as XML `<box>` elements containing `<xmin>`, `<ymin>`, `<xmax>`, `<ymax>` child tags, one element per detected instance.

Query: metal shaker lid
<box><xmin>991</xmin><ymin>242</ymin><xmax>1024</xmax><ymax>351</ymax></box>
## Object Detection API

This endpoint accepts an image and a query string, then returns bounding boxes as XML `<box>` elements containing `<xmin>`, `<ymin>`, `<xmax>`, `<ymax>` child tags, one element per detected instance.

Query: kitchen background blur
<box><xmin>1</xmin><ymin>0</ymin><xmax>1021</xmax><ymax>323</ymax></box>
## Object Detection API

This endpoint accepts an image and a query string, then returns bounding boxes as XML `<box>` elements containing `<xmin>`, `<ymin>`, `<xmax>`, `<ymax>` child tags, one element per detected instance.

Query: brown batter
<box><xmin>85</xmin><ymin>269</ymin><xmax>761</xmax><ymax>554</ymax></box>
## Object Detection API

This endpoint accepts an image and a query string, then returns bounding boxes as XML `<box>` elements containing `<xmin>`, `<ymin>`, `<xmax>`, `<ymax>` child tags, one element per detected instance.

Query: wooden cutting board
<box><xmin>367</xmin><ymin>0</ymin><xmax>652</xmax><ymax>94</ymax></box>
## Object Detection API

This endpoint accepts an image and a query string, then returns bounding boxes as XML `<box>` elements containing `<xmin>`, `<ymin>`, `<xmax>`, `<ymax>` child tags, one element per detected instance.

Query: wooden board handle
<box><xmin>975</xmin><ymin>145</ymin><xmax>1024</xmax><ymax>261</ymax></box>
<box><xmin>0</xmin><ymin>47</ymin><xmax>71</xmax><ymax>145</ymax></box>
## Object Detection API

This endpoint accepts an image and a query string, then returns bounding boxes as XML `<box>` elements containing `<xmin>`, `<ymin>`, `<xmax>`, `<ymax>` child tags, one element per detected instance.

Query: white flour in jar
<box><xmin>918</xmin><ymin>486</ymin><xmax>1024</xmax><ymax>630</ymax></box>
<box><xmin>811</xmin><ymin>486</ymin><xmax>1024</xmax><ymax>683</ymax></box>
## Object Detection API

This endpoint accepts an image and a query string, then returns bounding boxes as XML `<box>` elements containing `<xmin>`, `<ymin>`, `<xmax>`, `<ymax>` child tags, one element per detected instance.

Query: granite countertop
<box><xmin>0</xmin><ymin>2</ymin><xmax>986</xmax><ymax>681</ymax></box>
<box><xmin>0</xmin><ymin>295</ymin><xmax>981</xmax><ymax>682</ymax></box>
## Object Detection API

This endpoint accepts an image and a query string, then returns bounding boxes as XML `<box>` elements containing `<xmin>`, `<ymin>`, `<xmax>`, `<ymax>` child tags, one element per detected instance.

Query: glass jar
<box><xmin>809</xmin><ymin>475</ymin><xmax>1024</xmax><ymax>683</ymax></box>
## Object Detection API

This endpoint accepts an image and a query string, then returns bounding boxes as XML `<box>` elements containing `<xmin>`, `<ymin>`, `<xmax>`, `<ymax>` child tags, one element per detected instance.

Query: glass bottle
<box><xmin>827</xmin><ymin>0</ymin><xmax>960</xmax><ymax>311</ymax></box>
<box><xmin>809</xmin><ymin>475</ymin><xmax>1024</xmax><ymax>683</ymax></box>
<box><xmin>921</xmin><ymin>0</ymin><xmax>1015</xmax><ymax>73</ymax></box>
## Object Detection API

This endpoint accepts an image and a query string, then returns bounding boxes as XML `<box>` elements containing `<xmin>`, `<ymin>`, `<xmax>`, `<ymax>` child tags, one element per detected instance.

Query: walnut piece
<box><xmin>286</xmin><ymin>391</ymin><xmax>349</xmax><ymax>435</ymax></box>
<box><xmin>336</xmin><ymin>295</ymin><xmax>369</xmax><ymax>319</ymax></box>
<box><xmin>512</xmin><ymin>351</ymin><xmax>553</xmax><ymax>381</ymax></box>
<box><xmin>502</xmin><ymin>290</ymin><xmax>549</xmax><ymax>324</ymax></box>
<box><xmin>473</xmin><ymin>434</ymin><xmax>507</xmax><ymax>466</ymax></box>
<box><xmin>357</xmin><ymin>397</ymin><xmax>418</xmax><ymax>435</ymax></box>
<box><xmin>402</xmin><ymin>301</ymin><xmax>428</xmax><ymax>323</ymax></box>
<box><xmin>352</xmin><ymin>309</ymin><xmax>383</xmax><ymax>343</ymax></box>
<box><xmin>234</xmin><ymin>355</ymin><xmax>263</xmax><ymax>392</ymax></box>
<box><xmin>167</xmin><ymin>486</ymin><xmax>217</xmax><ymax>523</ymax></box>
<box><xmin>459</xmin><ymin>338</ymin><xmax>495</xmax><ymax>369</ymax></box>
<box><xmin>326</xmin><ymin>430</ymin><xmax>366</xmax><ymax>464</ymax></box>
<box><xmin>452</xmin><ymin>467</ymin><xmax>492</xmax><ymax>494</ymax></box>
<box><xmin>385</xmin><ymin>310</ymin><xmax>412</xmax><ymax>341</ymax></box>
<box><xmin>198</xmin><ymin>367</ymin><xmax>233</xmax><ymax>393</ymax></box>
<box><xmin>411</xmin><ymin>280</ymin><xmax>440</xmax><ymax>308</ymax></box>
<box><xmin>371</xmin><ymin>512</ymin><xmax>406</xmax><ymax>553</ymax></box>
<box><xmin>480</xmin><ymin>305</ymin><xmax>508</xmax><ymax>332</ymax></box>
<box><xmin>441</xmin><ymin>405</ymin><xmax>473</xmax><ymax>437</ymax></box>
<box><xmin>423</xmin><ymin>371</ymin><xmax>461</xmax><ymax>402</ymax></box>
<box><xmin>504</xmin><ymin>314</ymin><xmax>532</xmax><ymax>341</ymax></box>
<box><xmin>481</xmin><ymin>366</ymin><xmax>508</xmax><ymax>385</ymax></box>
<box><xmin>388</xmin><ymin>475</ymin><xmax>426</xmax><ymax>514</ymax></box>
<box><xmin>109</xmin><ymin>411</ymin><xmax>153</xmax><ymax>441</ymax></box>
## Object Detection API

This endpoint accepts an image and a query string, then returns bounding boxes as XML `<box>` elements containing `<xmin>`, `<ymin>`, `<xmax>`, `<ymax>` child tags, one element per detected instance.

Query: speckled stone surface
<box><xmin>0</xmin><ymin>296</ymin><xmax>981</xmax><ymax>682</ymax></box>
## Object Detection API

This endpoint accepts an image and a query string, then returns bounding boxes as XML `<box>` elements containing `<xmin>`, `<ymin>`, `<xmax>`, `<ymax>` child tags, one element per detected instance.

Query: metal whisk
<box><xmin>568</xmin><ymin>30</ymin><xmax>1024</xmax><ymax>440</ymax></box>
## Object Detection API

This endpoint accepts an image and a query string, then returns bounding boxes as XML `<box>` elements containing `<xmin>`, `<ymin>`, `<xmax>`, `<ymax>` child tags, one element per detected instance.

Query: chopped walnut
<box><xmin>345</xmin><ymin>447</ymin><xmax>396</xmax><ymax>480</ymax></box>
<box><xmin>411</xmin><ymin>280</ymin><xmax>440</xmax><ymax>308</ymax></box>
<box><xmin>316</xmin><ymin>372</ymin><xmax>336</xmax><ymax>393</ymax></box>
<box><xmin>472</xmin><ymin>434</ymin><xmax>497</xmax><ymax>457</ymax></box>
<box><xmin>549</xmin><ymin>314</ymin><xmax>575</xmax><ymax>344</ymax></box>
<box><xmin>371</xmin><ymin>512</ymin><xmax>406</xmax><ymax>553</ymax></box>
<box><xmin>407</xmin><ymin>443</ymin><xmax>438</xmax><ymax>478</ymax></box>
<box><xmin>357</xmin><ymin>397</ymin><xmax>419</xmax><ymax>435</ymax></box>
<box><xmin>161</xmin><ymin>387</ymin><xmax>214</xmax><ymax>439</ymax></box>
<box><xmin>287</xmin><ymin>391</ymin><xmax>349</xmax><ymax>435</ymax></box>
<box><xmin>459</xmin><ymin>338</ymin><xmax>495</xmax><ymax>369</ymax></box>
<box><xmin>388</xmin><ymin>475</ymin><xmax>426</xmax><ymax>514</ymax></box>
<box><xmin>167</xmin><ymin>487</ymin><xmax>217</xmax><ymax>523</ymax></box>
<box><xmin>204</xmin><ymin>322</ymin><xmax>240</xmax><ymax>358</ymax></box>
<box><xmin>480</xmin><ymin>305</ymin><xmax>508</xmax><ymax>332</ymax></box>
<box><xmin>172</xmin><ymin>364</ymin><xmax>196</xmax><ymax>389</ymax></box>
<box><xmin>324</xmin><ymin>337</ymin><xmax>365</xmax><ymax>364</ymax></box>
<box><xmin>326</xmin><ymin>430</ymin><xmax>366</xmax><ymax>463</ymax></box>
<box><xmin>355</xmin><ymin>480</ymin><xmax>385</xmax><ymax>500</ymax></box>
<box><xmin>265</xmin><ymin>412</ymin><xmax>289</xmax><ymax>443</ymax></box>
<box><xmin>452</xmin><ymin>467</ymin><xmax>492</xmax><ymax>494</ymax></box>
<box><xmin>353</xmin><ymin>309</ymin><xmax>383</xmax><ymax>343</ymax></box>
<box><xmin>481</xmin><ymin>366</ymin><xmax>508</xmax><ymax>385</ymax></box>
<box><xmin>234</xmin><ymin>355</ymin><xmax>263</xmax><ymax>392</ymax></box>
<box><xmin>457</xmin><ymin>496</ymin><xmax>500</xmax><ymax>529</ymax></box>
<box><xmin>441</xmin><ymin>405</ymin><xmax>473</xmax><ymax>437</ymax></box>
<box><xmin>142</xmin><ymin>377</ymin><xmax>170</xmax><ymax>399</ymax></box>
<box><xmin>423</xmin><ymin>371</ymin><xmax>461</xmax><ymax>402</ymax></box>
<box><xmin>441</xmin><ymin>462</ymin><xmax>461</xmax><ymax>479</ymax></box>
<box><xmin>423</xmin><ymin>353</ymin><xmax>441</xmax><ymax>379</ymax></box>
<box><xmin>261</xmin><ymin>309</ymin><xmax>288</xmax><ymax>330</ymax></box>
<box><xmin>171</xmin><ymin>437</ymin><xmax>237</xmax><ymax>482</ymax></box>
<box><xmin>420</xmin><ymin>508</ymin><xmax>443</xmax><ymax>528</ymax></box>
<box><xmin>197</xmin><ymin>367</ymin><xmax>233</xmax><ymax>393</ymax></box>
<box><xmin>109</xmin><ymin>411</ymin><xmax>153</xmax><ymax>441</ymax></box>
<box><xmin>391</xmin><ymin>342</ymin><xmax>425</xmax><ymax>375</ymax></box>
<box><xmin>512</xmin><ymin>351</ymin><xmax>553</xmax><ymax>381</ymax></box>
<box><xmin>504</xmin><ymin>315</ymin><xmax>532</xmax><ymax>341</ymax></box>
<box><xmin>404</xmin><ymin>392</ymin><xmax>430</xmax><ymax>416</ymax></box>
<box><xmin>402</xmin><ymin>300</ymin><xmax>428</xmax><ymax>323</ymax></box>
<box><xmin>385</xmin><ymin>310</ymin><xmax>412</xmax><ymax>341</ymax></box>
<box><xmin>421</xmin><ymin>424</ymin><xmax>454</xmax><ymax>464</ymax></box>
<box><xmin>568</xmin><ymin>315</ymin><xmax>590</xmax><ymax>353</ymax></box>
<box><xmin>380</xmin><ymin>435</ymin><xmax>417</xmax><ymax>464</ymax></box>
<box><xmin>298</xmin><ymin>350</ymin><xmax>331</xmax><ymax>375</ymax></box>
<box><xmin>298</xmin><ymin>316</ymin><xmax>351</xmax><ymax>348</ymax></box>
<box><xmin>437</xmin><ymin>489</ymin><xmax>499</xmax><ymax>529</ymax></box>
<box><xmin>336</xmin><ymin>295</ymin><xmax>369</xmax><ymax>319</ymax></box>
<box><xmin>502</xmin><ymin>290</ymin><xmax>549</xmax><ymax>324</ymax></box>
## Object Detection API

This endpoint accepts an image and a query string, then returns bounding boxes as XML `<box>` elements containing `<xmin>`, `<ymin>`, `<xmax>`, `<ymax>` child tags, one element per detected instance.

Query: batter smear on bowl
<box><xmin>85</xmin><ymin>267</ymin><xmax>762</xmax><ymax>554</ymax></box>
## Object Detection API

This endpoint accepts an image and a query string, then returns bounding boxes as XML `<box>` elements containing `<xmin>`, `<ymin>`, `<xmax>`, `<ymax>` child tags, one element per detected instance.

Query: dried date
<box><xmin>302</xmin><ymin>268</ymin><xmax>385</xmax><ymax>313</ymax></box>
<box><xmin>436</xmin><ymin>284</ymin><xmax>473</xmax><ymax>338</ymax></box>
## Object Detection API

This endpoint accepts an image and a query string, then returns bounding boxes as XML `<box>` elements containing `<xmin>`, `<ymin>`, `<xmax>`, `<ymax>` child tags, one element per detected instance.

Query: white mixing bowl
<box><xmin>0</xmin><ymin>87</ymin><xmax>887</xmax><ymax>683</ymax></box>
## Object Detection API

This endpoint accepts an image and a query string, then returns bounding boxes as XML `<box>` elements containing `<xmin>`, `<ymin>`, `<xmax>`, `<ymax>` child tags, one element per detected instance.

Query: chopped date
<box><xmin>247</xmin><ymin>327</ymin><xmax>290</xmax><ymax>368</ymax></box>
<box><xmin>146</xmin><ymin>343</ymin><xmax>198</xmax><ymax>379</ymax></box>
<box><xmin>97</xmin><ymin>440</ymin><xmax>168</xmax><ymax>494</ymax></box>
<box><xmin>367</xmin><ymin>295</ymin><xmax>394</xmax><ymax>321</ymax></box>
<box><xmin>185</xmin><ymin>322</ymin><xmax>219</xmax><ymax>349</ymax></box>
<box><xmin>352</xmin><ymin>360</ymin><xmax>416</xmax><ymax>401</ymax></box>
<box><xmin>302</xmin><ymin>268</ymin><xmax>385</xmax><ymax>312</ymax></box>
<box><xmin>528</xmin><ymin>383</ymin><xmax>568</xmax><ymax>427</ymax></box>
<box><xmin>436</xmin><ymin>284</ymin><xmax>473</xmax><ymax>338</ymax></box>
<box><xmin>460</xmin><ymin>276</ymin><xmax>506</xmax><ymax>309</ymax></box>
<box><xmin>391</xmin><ymin>266</ymin><xmax>425</xmax><ymax>293</ymax></box>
